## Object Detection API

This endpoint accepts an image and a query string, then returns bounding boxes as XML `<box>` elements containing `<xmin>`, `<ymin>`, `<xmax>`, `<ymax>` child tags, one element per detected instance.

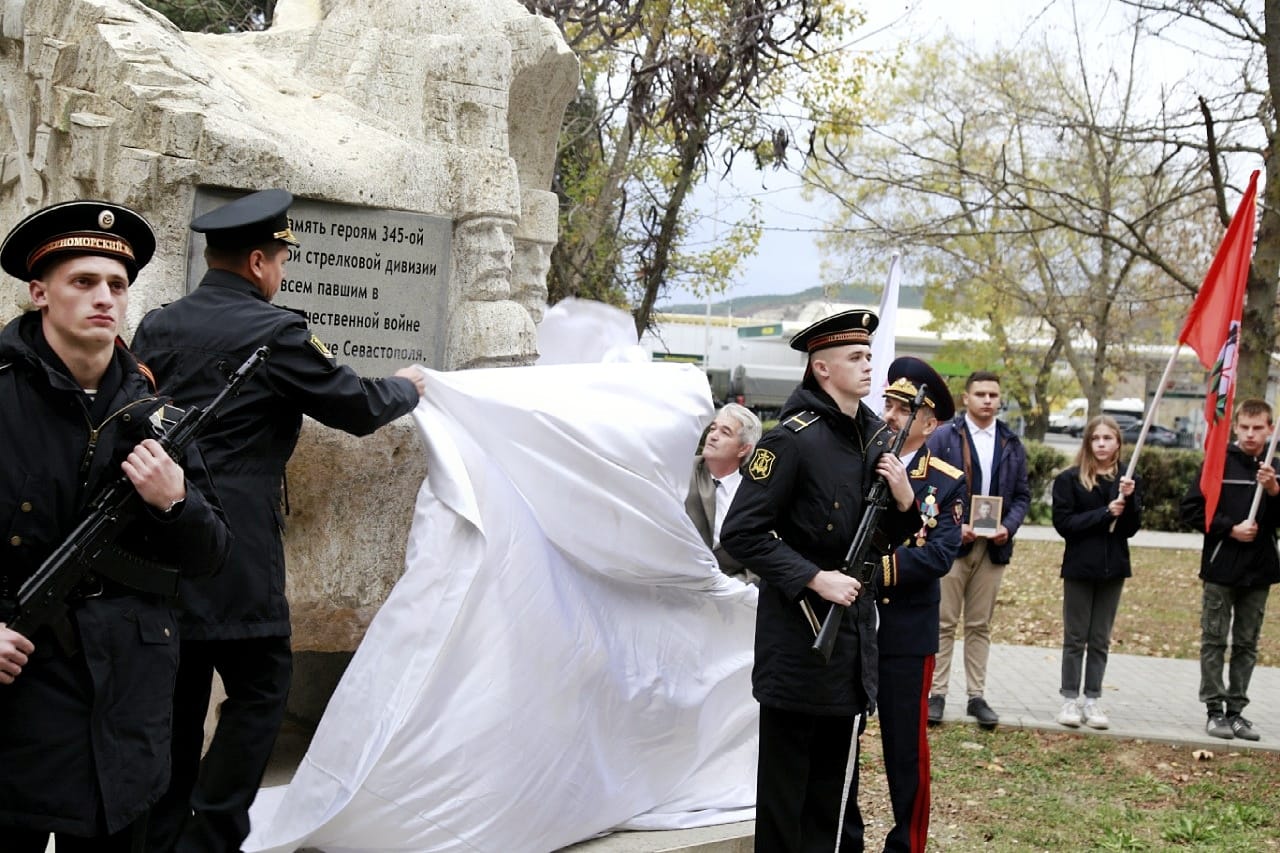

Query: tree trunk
<box><xmin>633</xmin><ymin>127</ymin><xmax>705</xmax><ymax>336</ymax></box>
<box><xmin>1240</xmin><ymin>0</ymin><xmax>1280</xmax><ymax>398</ymax></box>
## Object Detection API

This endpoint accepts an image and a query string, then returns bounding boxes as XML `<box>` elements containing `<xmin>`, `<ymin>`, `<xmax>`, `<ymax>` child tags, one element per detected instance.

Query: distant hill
<box><xmin>661</xmin><ymin>284</ymin><xmax>926</xmax><ymax>316</ymax></box>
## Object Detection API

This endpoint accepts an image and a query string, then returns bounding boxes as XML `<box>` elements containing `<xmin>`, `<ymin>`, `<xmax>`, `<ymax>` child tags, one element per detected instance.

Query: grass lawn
<box><xmin>858</xmin><ymin>721</ymin><xmax>1280</xmax><ymax>851</ymax></box>
<box><xmin>853</xmin><ymin>540</ymin><xmax>1280</xmax><ymax>850</ymax></box>
<box><xmin>995</xmin><ymin>540</ymin><xmax>1280</xmax><ymax>666</ymax></box>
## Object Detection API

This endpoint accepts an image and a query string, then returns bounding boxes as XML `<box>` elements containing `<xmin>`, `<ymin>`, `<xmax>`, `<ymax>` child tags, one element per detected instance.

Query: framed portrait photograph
<box><xmin>970</xmin><ymin>495</ymin><xmax>1003</xmax><ymax>537</ymax></box>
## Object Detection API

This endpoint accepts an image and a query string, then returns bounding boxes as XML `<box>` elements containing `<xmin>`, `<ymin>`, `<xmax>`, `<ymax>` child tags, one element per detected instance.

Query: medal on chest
<box><xmin>915</xmin><ymin>486</ymin><xmax>939</xmax><ymax>546</ymax></box>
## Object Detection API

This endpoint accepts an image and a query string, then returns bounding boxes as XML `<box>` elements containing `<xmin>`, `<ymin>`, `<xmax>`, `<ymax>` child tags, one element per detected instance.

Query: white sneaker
<box><xmin>1056</xmin><ymin>699</ymin><xmax>1082</xmax><ymax>727</ymax></box>
<box><xmin>1082</xmin><ymin>699</ymin><xmax>1109</xmax><ymax>729</ymax></box>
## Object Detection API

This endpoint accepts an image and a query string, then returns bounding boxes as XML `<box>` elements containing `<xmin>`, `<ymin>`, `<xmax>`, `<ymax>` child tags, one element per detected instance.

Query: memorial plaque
<box><xmin>187</xmin><ymin>188</ymin><xmax>452</xmax><ymax>375</ymax></box>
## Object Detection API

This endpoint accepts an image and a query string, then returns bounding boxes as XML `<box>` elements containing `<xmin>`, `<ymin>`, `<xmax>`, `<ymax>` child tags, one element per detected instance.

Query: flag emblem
<box><xmin>1207</xmin><ymin>322</ymin><xmax>1239</xmax><ymax>424</ymax></box>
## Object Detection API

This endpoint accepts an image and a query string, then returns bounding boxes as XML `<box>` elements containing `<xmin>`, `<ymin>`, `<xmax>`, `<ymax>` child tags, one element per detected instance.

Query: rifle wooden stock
<box><xmin>811</xmin><ymin>383</ymin><xmax>928</xmax><ymax>663</ymax></box>
<box><xmin>7</xmin><ymin>347</ymin><xmax>269</xmax><ymax>652</ymax></box>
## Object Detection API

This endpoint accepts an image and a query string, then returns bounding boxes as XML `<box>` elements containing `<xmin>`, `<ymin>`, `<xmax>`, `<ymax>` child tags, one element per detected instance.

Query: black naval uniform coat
<box><xmin>720</xmin><ymin>385</ymin><xmax>921</xmax><ymax>716</ymax></box>
<box><xmin>0</xmin><ymin>312</ymin><xmax>230</xmax><ymax>835</ymax></box>
<box><xmin>874</xmin><ymin>446</ymin><xmax>965</xmax><ymax>853</ymax></box>
<box><xmin>131</xmin><ymin>269</ymin><xmax>420</xmax><ymax>639</ymax></box>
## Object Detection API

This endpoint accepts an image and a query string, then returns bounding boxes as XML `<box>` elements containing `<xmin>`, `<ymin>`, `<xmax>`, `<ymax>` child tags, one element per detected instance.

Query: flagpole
<box><xmin>1246</xmin><ymin>409</ymin><xmax>1280</xmax><ymax>522</ymax></box>
<box><xmin>1109</xmin><ymin>345</ymin><xmax>1182</xmax><ymax>531</ymax></box>
<box><xmin>868</xmin><ymin>251</ymin><xmax>902</xmax><ymax>416</ymax></box>
<box><xmin>1121</xmin><ymin>345</ymin><xmax>1183</xmax><ymax>481</ymax></box>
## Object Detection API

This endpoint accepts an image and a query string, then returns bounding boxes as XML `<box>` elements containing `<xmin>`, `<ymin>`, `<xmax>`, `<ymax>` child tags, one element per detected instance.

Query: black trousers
<box><xmin>755</xmin><ymin>705</ymin><xmax>864</xmax><ymax>853</ymax></box>
<box><xmin>3</xmin><ymin>814</ymin><xmax>147</xmax><ymax>853</ymax></box>
<box><xmin>878</xmin><ymin>654</ymin><xmax>933</xmax><ymax>853</ymax></box>
<box><xmin>147</xmin><ymin>636</ymin><xmax>292</xmax><ymax>853</ymax></box>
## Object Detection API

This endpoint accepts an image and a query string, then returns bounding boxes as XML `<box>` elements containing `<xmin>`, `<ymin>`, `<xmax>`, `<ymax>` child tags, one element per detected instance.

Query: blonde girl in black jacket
<box><xmin>1051</xmin><ymin>415</ymin><xmax>1141</xmax><ymax>729</ymax></box>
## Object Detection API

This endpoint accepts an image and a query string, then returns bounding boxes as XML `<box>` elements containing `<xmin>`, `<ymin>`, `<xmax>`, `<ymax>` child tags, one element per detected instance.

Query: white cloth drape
<box><xmin>244</xmin><ymin>361</ymin><xmax>759</xmax><ymax>853</ymax></box>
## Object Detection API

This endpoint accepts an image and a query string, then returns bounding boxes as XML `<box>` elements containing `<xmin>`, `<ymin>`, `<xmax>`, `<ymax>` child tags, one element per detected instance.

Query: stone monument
<box><xmin>0</xmin><ymin>0</ymin><xmax>579</xmax><ymax>653</ymax></box>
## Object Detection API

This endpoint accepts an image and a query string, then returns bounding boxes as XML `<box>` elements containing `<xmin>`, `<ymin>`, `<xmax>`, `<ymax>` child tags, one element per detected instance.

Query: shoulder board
<box><xmin>782</xmin><ymin>410</ymin><xmax>820</xmax><ymax>432</ymax></box>
<box><xmin>0</xmin><ymin>361</ymin><xmax>10</xmax><ymax>373</ymax></box>
<box><xmin>282</xmin><ymin>306</ymin><xmax>309</xmax><ymax>319</ymax></box>
<box><xmin>928</xmin><ymin>456</ymin><xmax>964</xmax><ymax>480</ymax></box>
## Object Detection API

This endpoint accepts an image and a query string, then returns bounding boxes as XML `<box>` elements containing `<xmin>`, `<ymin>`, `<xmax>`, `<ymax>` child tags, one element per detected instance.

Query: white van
<box><xmin>1049</xmin><ymin>397</ymin><xmax>1145</xmax><ymax>436</ymax></box>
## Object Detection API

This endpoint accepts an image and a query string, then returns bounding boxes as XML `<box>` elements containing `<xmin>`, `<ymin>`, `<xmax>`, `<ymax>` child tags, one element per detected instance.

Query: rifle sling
<box><xmin>92</xmin><ymin>544</ymin><xmax>180</xmax><ymax>598</ymax></box>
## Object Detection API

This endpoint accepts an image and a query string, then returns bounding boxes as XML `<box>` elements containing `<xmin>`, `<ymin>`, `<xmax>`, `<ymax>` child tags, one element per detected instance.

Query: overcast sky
<box><xmin>661</xmin><ymin>0</ymin><xmax>1212</xmax><ymax>307</ymax></box>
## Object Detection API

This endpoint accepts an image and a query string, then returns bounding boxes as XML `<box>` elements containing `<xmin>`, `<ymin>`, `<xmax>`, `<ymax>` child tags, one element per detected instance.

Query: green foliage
<box><xmin>1096</xmin><ymin>826</ymin><xmax>1145</xmax><ymax>851</ymax></box>
<box><xmin>1161</xmin><ymin>812</ymin><xmax>1220</xmax><ymax>844</ymax></box>
<box><xmin>141</xmin><ymin>0</ymin><xmax>274</xmax><ymax>33</ymax></box>
<box><xmin>894</xmin><ymin>725</ymin><xmax>1280</xmax><ymax>851</ymax></box>
<box><xmin>1220</xmin><ymin>802</ymin><xmax>1270</xmax><ymax>831</ymax></box>
<box><xmin>528</xmin><ymin>0</ymin><xmax>872</xmax><ymax>329</ymax></box>
<box><xmin>1022</xmin><ymin>440</ymin><xmax>1068</xmax><ymax>525</ymax></box>
<box><xmin>1133</xmin><ymin>447</ymin><xmax>1204</xmax><ymax>532</ymax></box>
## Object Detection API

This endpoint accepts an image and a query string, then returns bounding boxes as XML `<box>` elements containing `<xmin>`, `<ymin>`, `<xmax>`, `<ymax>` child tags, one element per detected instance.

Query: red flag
<box><xmin>1178</xmin><ymin>169</ymin><xmax>1259</xmax><ymax>531</ymax></box>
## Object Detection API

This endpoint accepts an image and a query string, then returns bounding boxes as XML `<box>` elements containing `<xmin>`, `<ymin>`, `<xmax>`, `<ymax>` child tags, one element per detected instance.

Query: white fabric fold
<box><xmin>245</xmin><ymin>361</ymin><xmax>758</xmax><ymax>853</ymax></box>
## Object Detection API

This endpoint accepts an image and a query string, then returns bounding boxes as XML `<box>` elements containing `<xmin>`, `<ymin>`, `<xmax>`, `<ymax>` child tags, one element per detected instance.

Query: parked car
<box><xmin>1051</xmin><ymin>397</ymin><xmax>1146</xmax><ymax>436</ymax></box>
<box><xmin>1121</xmin><ymin>421</ymin><xmax>1180</xmax><ymax>448</ymax></box>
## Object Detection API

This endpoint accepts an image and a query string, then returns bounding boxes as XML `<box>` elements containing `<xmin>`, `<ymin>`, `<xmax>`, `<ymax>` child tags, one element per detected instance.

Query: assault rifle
<box><xmin>7</xmin><ymin>347</ymin><xmax>269</xmax><ymax>652</ymax></box>
<box><xmin>811</xmin><ymin>382</ymin><xmax>928</xmax><ymax>663</ymax></box>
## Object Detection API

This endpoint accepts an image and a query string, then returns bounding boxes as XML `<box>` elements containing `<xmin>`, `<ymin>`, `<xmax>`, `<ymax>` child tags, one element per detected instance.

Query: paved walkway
<box><xmin>1017</xmin><ymin>522</ymin><xmax>1204</xmax><ymax>551</ymax></box>
<box><xmin>939</xmin><ymin>641</ymin><xmax>1280</xmax><ymax>751</ymax></box>
<box><xmin>966</xmin><ymin>523</ymin><xmax>1277</xmax><ymax>749</ymax></box>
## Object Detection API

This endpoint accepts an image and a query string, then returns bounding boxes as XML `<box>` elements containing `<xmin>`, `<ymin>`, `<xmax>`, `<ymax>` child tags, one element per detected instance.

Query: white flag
<box><xmin>868</xmin><ymin>252</ymin><xmax>902</xmax><ymax>415</ymax></box>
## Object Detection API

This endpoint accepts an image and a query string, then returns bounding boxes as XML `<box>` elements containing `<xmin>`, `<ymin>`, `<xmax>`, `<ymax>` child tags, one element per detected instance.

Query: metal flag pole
<box><xmin>1108</xmin><ymin>345</ymin><xmax>1182</xmax><ymax>531</ymax></box>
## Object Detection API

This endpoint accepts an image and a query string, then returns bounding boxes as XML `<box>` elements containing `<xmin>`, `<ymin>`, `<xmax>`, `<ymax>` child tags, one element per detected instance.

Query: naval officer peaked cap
<box><xmin>885</xmin><ymin>356</ymin><xmax>955</xmax><ymax>421</ymax></box>
<box><xmin>789</xmin><ymin>308</ymin><xmax>879</xmax><ymax>353</ymax></box>
<box><xmin>0</xmin><ymin>199</ymin><xmax>156</xmax><ymax>283</ymax></box>
<box><xmin>192</xmin><ymin>188</ymin><xmax>301</xmax><ymax>250</ymax></box>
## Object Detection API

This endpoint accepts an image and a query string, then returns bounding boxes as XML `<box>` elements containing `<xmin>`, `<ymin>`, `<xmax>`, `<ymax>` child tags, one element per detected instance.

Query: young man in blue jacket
<box><xmin>924</xmin><ymin>371</ymin><xmax>1030</xmax><ymax>730</ymax></box>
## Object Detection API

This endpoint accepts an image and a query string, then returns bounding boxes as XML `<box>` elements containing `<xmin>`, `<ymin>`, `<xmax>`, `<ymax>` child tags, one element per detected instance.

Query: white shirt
<box><xmin>965</xmin><ymin>414</ymin><xmax>997</xmax><ymax>496</ymax></box>
<box><xmin>712</xmin><ymin>468</ymin><xmax>742</xmax><ymax>547</ymax></box>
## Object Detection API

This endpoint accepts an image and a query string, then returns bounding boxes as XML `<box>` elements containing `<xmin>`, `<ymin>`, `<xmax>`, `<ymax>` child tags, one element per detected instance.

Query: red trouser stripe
<box><xmin>908</xmin><ymin>654</ymin><xmax>935</xmax><ymax>853</ymax></box>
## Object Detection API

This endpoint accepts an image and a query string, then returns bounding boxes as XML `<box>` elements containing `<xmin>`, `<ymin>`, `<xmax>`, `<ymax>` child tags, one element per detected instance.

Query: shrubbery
<box><xmin>1133</xmin><ymin>446</ymin><xmax>1205</xmax><ymax>532</ymax></box>
<box><xmin>1023</xmin><ymin>440</ymin><xmax>1067</xmax><ymax>525</ymax></box>
<box><xmin>1023</xmin><ymin>440</ymin><xmax>1204</xmax><ymax>533</ymax></box>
